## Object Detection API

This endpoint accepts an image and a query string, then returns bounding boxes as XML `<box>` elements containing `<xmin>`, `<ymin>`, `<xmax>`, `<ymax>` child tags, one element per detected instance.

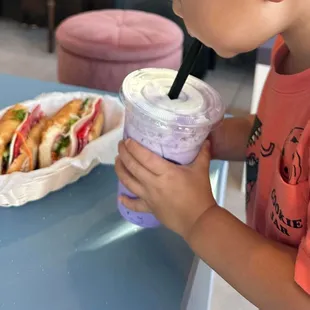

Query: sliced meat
<box><xmin>0</xmin><ymin>104</ymin><xmax>27</xmax><ymax>150</ymax></box>
<box><xmin>10</xmin><ymin>105</ymin><xmax>43</xmax><ymax>165</ymax></box>
<box><xmin>7</xmin><ymin>118</ymin><xmax>47</xmax><ymax>174</ymax></box>
<box><xmin>75</xmin><ymin>98</ymin><xmax>102</xmax><ymax>153</ymax></box>
<box><xmin>88</xmin><ymin>108</ymin><xmax>104</xmax><ymax>142</ymax></box>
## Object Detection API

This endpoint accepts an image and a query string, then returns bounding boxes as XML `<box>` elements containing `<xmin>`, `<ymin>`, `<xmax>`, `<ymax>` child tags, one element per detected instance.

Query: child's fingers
<box><xmin>192</xmin><ymin>140</ymin><xmax>211</xmax><ymax>170</ymax></box>
<box><xmin>118</xmin><ymin>141</ymin><xmax>154</xmax><ymax>184</ymax></box>
<box><xmin>119</xmin><ymin>196</ymin><xmax>152</xmax><ymax>213</ymax></box>
<box><xmin>115</xmin><ymin>156</ymin><xmax>145</xmax><ymax>198</ymax></box>
<box><xmin>124</xmin><ymin>139</ymin><xmax>171</xmax><ymax>176</ymax></box>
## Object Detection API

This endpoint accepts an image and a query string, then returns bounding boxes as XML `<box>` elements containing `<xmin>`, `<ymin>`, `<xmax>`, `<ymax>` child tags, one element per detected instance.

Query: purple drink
<box><xmin>118</xmin><ymin>68</ymin><xmax>225</xmax><ymax>227</ymax></box>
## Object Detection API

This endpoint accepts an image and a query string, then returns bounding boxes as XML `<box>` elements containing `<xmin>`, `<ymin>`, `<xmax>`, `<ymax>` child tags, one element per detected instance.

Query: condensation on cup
<box><xmin>118</xmin><ymin>68</ymin><xmax>226</xmax><ymax>228</ymax></box>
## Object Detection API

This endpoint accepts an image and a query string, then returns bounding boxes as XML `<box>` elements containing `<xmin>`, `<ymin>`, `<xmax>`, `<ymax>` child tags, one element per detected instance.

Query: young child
<box><xmin>115</xmin><ymin>0</ymin><xmax>310</xmax><ymax>308</ymax></box>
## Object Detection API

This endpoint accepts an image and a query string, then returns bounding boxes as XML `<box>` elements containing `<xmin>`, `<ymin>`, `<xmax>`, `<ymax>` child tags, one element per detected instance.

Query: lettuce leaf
<box><xmin>13</xmin><ymin>109</ymin><xmax>27</xmax><ymax>122</ymax></box>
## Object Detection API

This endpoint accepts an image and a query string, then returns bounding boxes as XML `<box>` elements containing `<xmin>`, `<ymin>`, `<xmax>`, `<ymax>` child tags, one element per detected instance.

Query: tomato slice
<box><xmin>77</xmin><ymin>124</ymin><xmax>91</xmax><ymax>154</ymax></box>
<box><xmin>13</xmin><ymin>105</ymin><xmax>42</xmax><ymax>160</ymax></box>
<box><xmin>51</xmin><ymin>152</ymin><xmax>58</xmax><ymax>163</ymax></box>
<box><xmin>76</xmin><ymin>99</ymin><xmax>102</xmax><ymax>154</ymax></box>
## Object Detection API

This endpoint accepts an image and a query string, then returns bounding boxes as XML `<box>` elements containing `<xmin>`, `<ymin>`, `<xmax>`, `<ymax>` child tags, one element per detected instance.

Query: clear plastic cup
<box><xmin>117</xmin><ymin>68</ymin><xmax>225</xmax><ymax>228</ymax></box>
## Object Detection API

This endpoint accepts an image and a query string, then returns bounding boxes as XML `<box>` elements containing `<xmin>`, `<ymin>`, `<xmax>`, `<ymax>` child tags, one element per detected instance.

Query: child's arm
<box><xmin>188</xmin><ymin>207</ymin><xmax>310</xmax><ymax>309</ymax></box>
<box><xmin>116</xmin><ymin>139</ymin><xmax>310</xmax><ymax>309</ymax></box>
<box><xmin>209</xmin><ymin>115</ymin><xmax>254</xmax><ymax>161</ymax></box>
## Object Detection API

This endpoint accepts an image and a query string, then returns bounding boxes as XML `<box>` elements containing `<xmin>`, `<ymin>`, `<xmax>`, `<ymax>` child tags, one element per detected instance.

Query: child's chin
<box><xmin>215</xmin><ymin>49</ymin><xmax>239</xmax><ymax>59</ymax></box>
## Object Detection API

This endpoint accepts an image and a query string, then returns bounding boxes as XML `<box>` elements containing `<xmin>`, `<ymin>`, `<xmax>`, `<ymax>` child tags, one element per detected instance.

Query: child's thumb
<box><xmin>193</xmin><ymin>140</ymin><xmax>211</xmax><ymax>170</ymax></box>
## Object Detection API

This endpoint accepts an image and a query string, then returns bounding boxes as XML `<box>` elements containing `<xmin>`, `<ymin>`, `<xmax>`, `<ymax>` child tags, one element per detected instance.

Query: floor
<box><xmin>0</xmin><ymin>18</ymin><xmax>257</xmax><ymax>310</ymax></box>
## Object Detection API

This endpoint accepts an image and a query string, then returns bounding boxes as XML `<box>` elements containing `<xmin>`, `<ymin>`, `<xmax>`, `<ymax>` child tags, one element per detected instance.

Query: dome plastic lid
<box><xmin>120</xmin><ymin>68</ymin><xmax>225</xmax><ymax>127</ymax></box>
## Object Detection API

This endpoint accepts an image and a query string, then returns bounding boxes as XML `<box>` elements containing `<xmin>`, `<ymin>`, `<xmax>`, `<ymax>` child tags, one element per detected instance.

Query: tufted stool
<box><xmin>56</xmin><ymin>10</ymin><xmax>184</xmax><ymax>92</ymax></box>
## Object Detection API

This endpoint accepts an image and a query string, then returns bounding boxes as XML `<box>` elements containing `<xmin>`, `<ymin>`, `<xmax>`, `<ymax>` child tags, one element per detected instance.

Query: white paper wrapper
<box><xmin>0</xmin><ymin>92</ymin><xmax>124</xmax><ymax>207</ymax></box>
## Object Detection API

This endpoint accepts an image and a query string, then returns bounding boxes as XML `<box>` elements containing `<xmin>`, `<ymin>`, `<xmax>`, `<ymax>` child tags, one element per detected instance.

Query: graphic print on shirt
<box><xmin>246</xmin><ymin>153</ymin><xmax>259</xmax><ymax>204</ymax></box>
<box><xmin>269</xmin><ymin>127</ymin><xmax>306</xmax><ymax>237</ymax></box>
<box><xmin>247</xmin><ymin>116</ymin><xmax>262</xmax><ymax>147</ymax></box>
<box><xmin>246</xmin><ymin>116</ymin><xmax>262</xmax><ymax>204</ymax></box>
<box><xmin>261</xmin><ymin>142</ymin><xmax>275</xmax><ymax>157</ymax></box>
<box><xmin>280</xmin><ymin>127</ymin><xmax>303</xmax><ymax>185</ymax></box>
<box><xmin>246</xmin><ymin>115</ymin><xmax>276</xmax><ymax>205</ymax></box>
<box><xmin>270</xmin><ymin>188</ymin><xmax>304</xmax><ymax>237</ymax></box>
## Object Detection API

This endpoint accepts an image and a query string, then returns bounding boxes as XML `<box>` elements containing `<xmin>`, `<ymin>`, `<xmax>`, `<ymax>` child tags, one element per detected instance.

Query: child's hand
<box><xmin>115</xmin><ymin>139</ymin><xmax>218</xmax><ymax>238</ymax></box>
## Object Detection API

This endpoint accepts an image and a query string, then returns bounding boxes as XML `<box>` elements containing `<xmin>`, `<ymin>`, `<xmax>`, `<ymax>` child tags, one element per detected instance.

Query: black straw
<box><xmin>168</xmin><ymin>39</ymin><xmax>203</xmax><ymax>100</ymax></box>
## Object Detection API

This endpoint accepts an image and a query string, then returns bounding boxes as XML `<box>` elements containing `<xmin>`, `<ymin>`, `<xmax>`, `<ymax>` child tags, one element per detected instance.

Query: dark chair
<box><xmin>20</xmin><ymin>0</ymin><xmax>55</xmax><ymax>52</ymax></box>
<box><xmin>47</xmin><ymin>0</ymin><xmax>55</xmax><ymax>53</ymax></box>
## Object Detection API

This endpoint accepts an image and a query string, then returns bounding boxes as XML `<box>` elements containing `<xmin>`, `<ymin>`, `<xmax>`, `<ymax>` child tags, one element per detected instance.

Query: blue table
<box><xmin>0</xmin><ymin>74</ymin><xmax>228</xmax><ymax>310</ymax></box>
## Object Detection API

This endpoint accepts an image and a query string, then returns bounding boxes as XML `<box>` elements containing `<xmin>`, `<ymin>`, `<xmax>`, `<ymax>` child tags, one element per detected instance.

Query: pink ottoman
<box><xmin>56</xmin><ymin>10</ymin><xmax>184</xmax><ymax>92</ymax></box>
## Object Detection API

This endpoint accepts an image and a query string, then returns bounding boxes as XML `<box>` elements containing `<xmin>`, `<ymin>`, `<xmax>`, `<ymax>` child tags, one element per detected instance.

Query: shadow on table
<box><xmin>67</xmin><ymin>212</ymin><xmax>194</xmax><ymax>310</ymax></box>
<box><xmin>0</xmin><ymin>165</ymin><xmax>117</xmax><ymax>248</ymax></box>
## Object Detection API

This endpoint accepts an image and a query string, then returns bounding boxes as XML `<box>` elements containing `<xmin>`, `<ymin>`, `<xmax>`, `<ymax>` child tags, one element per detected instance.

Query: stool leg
<box><xmin>47</xmin><ymin>0</ymin><xmax>56</xmax><ymax>53</ymax></box>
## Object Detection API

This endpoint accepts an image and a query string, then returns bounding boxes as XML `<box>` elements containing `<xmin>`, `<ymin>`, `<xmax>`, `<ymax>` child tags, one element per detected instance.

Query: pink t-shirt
<box><xmin>246</xmin><ymin>39</ymin><xmax>310</xmax><ymax>294</ymax></box>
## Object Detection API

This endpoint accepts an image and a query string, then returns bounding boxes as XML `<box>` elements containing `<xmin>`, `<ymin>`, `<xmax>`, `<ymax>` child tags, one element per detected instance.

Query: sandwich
<box><xmin>0</xmin><ymin>104</ymin><xmax>45</xmax><ymax>174</ymax></box>
<box><xmin>39</xmin><ymin>97</ymin><xmax>104</xmax><ymax>168</ymax></box>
